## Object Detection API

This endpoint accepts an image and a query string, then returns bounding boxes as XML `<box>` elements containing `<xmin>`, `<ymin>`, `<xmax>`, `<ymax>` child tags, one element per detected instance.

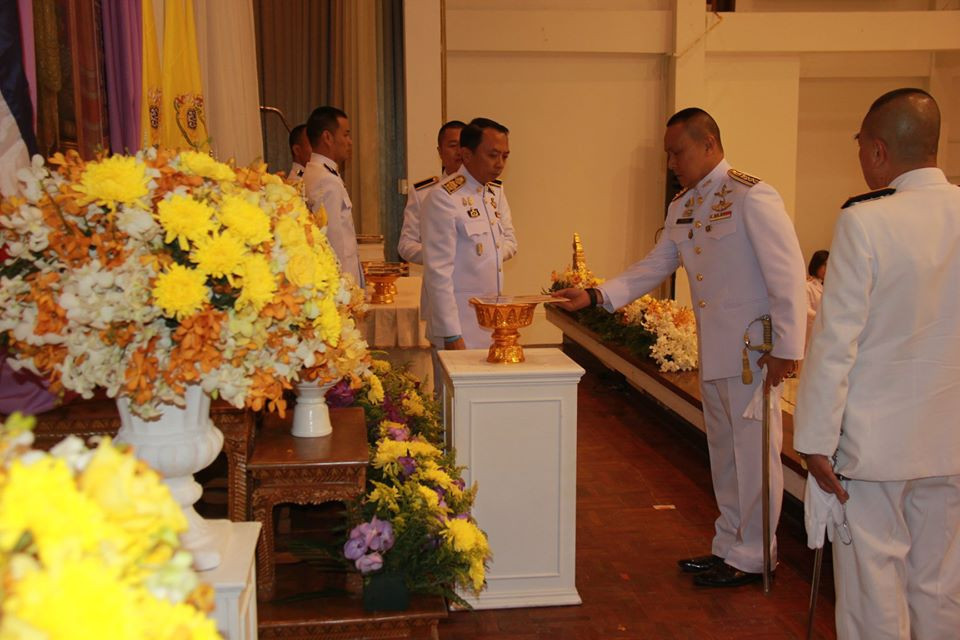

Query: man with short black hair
<box><xmin>302</xmin><ymin>106</ymin><xmax>363</xmax><ymax>285</ymax></box>
<box><xmin>555</xmin><ymin>107</ymin><xmax>806</xmax><ymax>588</ymax></box>
<box><xmin>795</xmin><ymin>88</ymin><xmax>960</xmax><ymax>639</ymax></box>
<box><xmin>398</xmin><ymin>120</ymin><xmax>466</xmax><ymax>264</ymax></box>
<box><xmin>288</xmin><ymin>124</ymin><xmax>310</xmax><ymax>183</ymax></box>
<box><xmin>421</xmin><ymin>117</ymin><xmax>518</xmax><ymax>350</ymax></box>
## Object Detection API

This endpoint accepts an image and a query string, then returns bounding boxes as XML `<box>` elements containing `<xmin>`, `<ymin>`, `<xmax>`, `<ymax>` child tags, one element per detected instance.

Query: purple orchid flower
<box><xmin>388</xmin><ymin>426</ymin><xmax>410</xmax><ymax>441</ymax></box>
<box><xmin>344</xmin><ymin>535</ymin><xmax>367</xmax><ymax>560</ymax></box>
<box><xmin>356</xmin><ymin>552</ymin><xmax>383</xmax><ymax>574</ymax></box>
<box><xmin>366</xmin><ymin>516</ymin><xmax>395</xmax><ymax>552</ymax></box>
<box><xmin>382</xmin><ymin>396</ymin><xmax>406</xmax><ymax>423</ymax></box>
<box><xmin>397</xmin><ymin>456</ymin><xmax>416</xmax><ymax>478</ymax></box>
<box><xmin>325</xmin><ymin>379</ymin><xmax>356</xmax><ymax>408</ymax></box>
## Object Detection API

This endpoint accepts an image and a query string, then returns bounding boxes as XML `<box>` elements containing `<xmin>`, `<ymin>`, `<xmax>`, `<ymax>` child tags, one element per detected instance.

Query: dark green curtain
<box><xmin>376</xmin><ymin>0</ymin><xmax>405</xmax><ymax>261</ymax></box>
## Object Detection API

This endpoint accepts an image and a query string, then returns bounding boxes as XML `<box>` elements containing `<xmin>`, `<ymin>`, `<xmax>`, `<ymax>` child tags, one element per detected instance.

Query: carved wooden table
<box><xmin>249</xmin><ymin>406</ymin><xmax>368</xmax><ymax>600</ymax></box>
<box><xmin>24</xmin><ymin>395</ymin><xmax>256</xmax><ymax>521</ymax></box>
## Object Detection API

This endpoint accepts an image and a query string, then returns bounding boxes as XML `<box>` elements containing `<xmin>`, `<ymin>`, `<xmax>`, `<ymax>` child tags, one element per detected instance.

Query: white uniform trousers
<box><xmin>833</xmin><ymin>475</ymin><xmax>960</xmax><ymax>640</ymax></box>
<box><xmin>700</xmin><ymin>374</ymin><xmax>783</xmax><ymax>573</ymax></box>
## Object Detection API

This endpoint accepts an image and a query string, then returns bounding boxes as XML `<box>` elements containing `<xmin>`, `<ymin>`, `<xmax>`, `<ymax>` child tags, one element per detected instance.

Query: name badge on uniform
<box><xmin>476</xmin><ymin>243</ymin><xmax>484</xmax><ymax>256</ymax></box>
<box><xmin>676</xmin><ymin>217</ymin><xmax>694</xmax><ymax>225</ymax></box>
<box><xmin>709</xmin><ymin>210</ymin><xmax>732</xmax><ymax>222</ymax></box>
<box><xmin>467</xmin><ymin>208</ymin><xmax>481</xmax><ymax>218</ymax></box>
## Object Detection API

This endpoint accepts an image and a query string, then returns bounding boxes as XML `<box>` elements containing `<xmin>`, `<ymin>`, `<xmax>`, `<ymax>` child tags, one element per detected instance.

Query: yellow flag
<box><xmin>160</xmin><ymin>0</ymin><xmax>210</xmax><ymax>151</ymax></box>
<box><xmin>140</xmin><ymin>0</ymin><xmax>161</xmax><ymax>149</ymax></box>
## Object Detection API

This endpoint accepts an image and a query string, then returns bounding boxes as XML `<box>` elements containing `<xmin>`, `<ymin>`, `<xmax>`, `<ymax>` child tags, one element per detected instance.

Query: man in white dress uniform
<box><xmin>794</xmin><ymin>88</ymin><xmax>960</xmax><ymax>640</ymax></box>
<box><xmin>287</xmin><ymin>123</ymin><xmax>310</xmax><ymax>184</ymax></box>
<box><xmin>302</xmin><ymin>106</ymin><xmax>363</xmax><ymax>285</ymax></box>
<box><xmin>554</xmin><ymin>108</ymin><xmax>806</xmax><ymax>587</ymax></box>
<box><xmin>421</xmin><ymin>117</ymin><xmax>518</xmax><ymax>350</ymax></box>
<box><xmin>398</xmin><ymin>119</ymin><xmax>466</xmax><ymax>264</ymax></box>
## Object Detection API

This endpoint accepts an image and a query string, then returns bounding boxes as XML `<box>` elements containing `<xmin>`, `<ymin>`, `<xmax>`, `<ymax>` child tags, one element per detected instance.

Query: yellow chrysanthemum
<box><xmin>152</xmin><ymin>264</ymin><xmax>208</xmax><ymax>320</ymax></box>
<box><xmin>191</xmin><ymin>231</ymin><xmax>247</xmax><ymax>282</ymax></box>
<box><xmin>1</xmin><ymin>557</ymin><xmax>143</xmax><ymax>639</ymax></box>
<box><xmin>0</xmin><ymin>458</ymin><xmax>107</xmax><ymax>565</ymax></box>
<box><xmin>75</xmin><ymin>155</ymin><xmax>149</xmax><ymax>206</ymax></box>
<box><xmin>78</xmin><ymin>440</ymin><xmax>187</xmax><ymax>542</ymax></box>
<box><xmin>402</xmin><ymin>392</ymin><xmax>425</xmax><ymax>417</ymax></box>
<box><xmin>236</xmin><ymin>254</ymin><xmax>278</xmax><ymax>311</ymax></box>
<box><xmin>366</xmin><ymin>374</ymin><xmax>384</xmax><ymax>404</ymax></box>
<box><xmin>468</xmin><ymin>556</ymin><xmax>486</xmax><ymax>592</ymax></box>
<box><xmin>316</xmin><ymin>297</ymin><xmax>342</xmax><ymax>346</ymax></box>
<box><xmin>373</xmin><ymin>438</ymin><xmax>441</xmax><ymax>468</ymax></box>
<box><xmin>371</xmin><ymin>360</ymin><xmax>391</xmax><ymax>375</ymax></box>
<box><xmin>157</xmin><ymin>195</ymin><xmax>217</xmax><ymax>251</ymax></box>
<box><xmin>218</xmin><ymin>193</ymin><xmax>272</xmax><ymax>246</ymax></box>
<box><xmin>285</xmin><ymin>248</ymin><xmax>317</xmax><ymax>288</ymax></box>
<box><xmin>417</xmin><ymin>484</ymin><xmax>442</xmax><ymax>511</ymax></box>
<box><xmin>138</xmin><ymin>596</ymin><xmax>221</xmax><ymax>640</ymax></box>
<box><xmin>178</xmin><ymin>150</ymin><xmax>235</xmax><ymax>182</ymax></box>
<box><xmin>368</xmin><ymin>481</ymin><xmax>401</xmax><ymax>513</ymax></box>
<box><xmin>443</xmin><ymin>519</ymin><xmax>489</xmax><ymax>554</ymax></box>
<box><xmin>275</xmin><ymin>216</ymin><xmax>306</xmax><ymax>250</ymax></box>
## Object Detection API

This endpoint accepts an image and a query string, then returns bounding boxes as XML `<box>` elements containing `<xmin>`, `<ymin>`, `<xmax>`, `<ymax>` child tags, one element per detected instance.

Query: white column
<box><xmin>439</xmin><ymin>348</ymin><xmax>584</xmax><ymax>609</ymax></box>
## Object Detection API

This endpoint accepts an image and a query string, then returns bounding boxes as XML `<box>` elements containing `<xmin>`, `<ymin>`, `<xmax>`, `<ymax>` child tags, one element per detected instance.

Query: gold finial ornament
<box><xmin>572</xmin><ymin>232</ymin><xmax>586</xmax><ymax>273</ymax></box>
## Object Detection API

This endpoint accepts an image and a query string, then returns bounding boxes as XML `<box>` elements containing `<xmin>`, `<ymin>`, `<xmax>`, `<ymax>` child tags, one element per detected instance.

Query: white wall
<box><xmin>446</xmin><ymin>52</ymin><xmax>667</xmax><ymax>344</ymax></box>
<box><xmin>402</xmin><ymin>0</ymin><xmax>960</xmax><ymax>347</ymax></box>
<box><xmin>795</xmin><ymin>76</ymin><xmax>925</xmax><ymax>264</ymax></box>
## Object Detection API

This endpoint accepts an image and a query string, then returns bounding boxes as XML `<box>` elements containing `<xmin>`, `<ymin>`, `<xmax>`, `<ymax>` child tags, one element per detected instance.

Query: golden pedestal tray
<box><xmin>362</xmin><ymin>262</ymin><xmax>408</xmax><ymax>304</ymax></box>
<box><xmin>469</xmin><ymin>295</ymin><xmax>557</xmax><ymax>363</ymax></box>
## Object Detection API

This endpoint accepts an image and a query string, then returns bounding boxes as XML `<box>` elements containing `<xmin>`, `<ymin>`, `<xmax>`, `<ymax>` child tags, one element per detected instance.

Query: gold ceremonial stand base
<box><xmin>487</xmin><ymin>328</ymin><xmax>526</xmax><ymax>364</ymax></box>
<box><xmin>366</xmin><ymin>275</ymin><xmax>399</xmax><ymax>304</ymax></box>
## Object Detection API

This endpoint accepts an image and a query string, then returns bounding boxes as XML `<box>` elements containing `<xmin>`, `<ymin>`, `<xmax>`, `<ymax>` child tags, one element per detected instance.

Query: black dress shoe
<box><xmin>693</xmin><ymin>562</ymin><xmax>764</xmax><ymax>587</ymax></box>
<box><xmin>677</xmin><ymin>554</ymin><xmax>724</xmax><ymax>573</ymax></box>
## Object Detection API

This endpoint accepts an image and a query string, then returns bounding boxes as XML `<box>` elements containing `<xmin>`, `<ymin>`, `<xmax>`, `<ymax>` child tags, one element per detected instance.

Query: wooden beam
<box><xmin>707</xmin><ymin>11</ymin><xmax>960</xmax><ymax>53</ymax></box>
<box><xmin>446</xmin><ymin>9</ymin><xmax>671</xmax><ymax>54</ymax></box>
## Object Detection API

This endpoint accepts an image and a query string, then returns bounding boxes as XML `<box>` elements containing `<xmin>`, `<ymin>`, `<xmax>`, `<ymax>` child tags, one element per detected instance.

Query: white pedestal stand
<box><xmin>200</xmin><ymin>520</ymin><xmax>261</xmax><ymax>640</ymax></box>
<box><xmin>439</xmin><ymin>348</ymin><xmax>584</xmax><ymax>609</ymax></box>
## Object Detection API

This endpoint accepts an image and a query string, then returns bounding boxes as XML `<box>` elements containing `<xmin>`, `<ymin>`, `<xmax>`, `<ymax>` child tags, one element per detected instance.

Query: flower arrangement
<box><xmin>0</xmin><ymin>413</ymin><xmax>220</xmax><ymax>639</ymax></box>
<box><xmin>620</xmin><ymin>295</ymin><xmax>698</xmax><ymax>372</ymax></box>
<box><xmin>327</xmin><ymin>359</ymin><xmax>490</xmax><ymax>606</ymax></box>
<box><xmin>0</xmin><ymin>149</ymin><xmax>369</xmax><ymax>417</ymax></box>
<box><xmin>549</xmin><ymin>255</ymin><xmax>698</xmax><ymax>373</ymax></box>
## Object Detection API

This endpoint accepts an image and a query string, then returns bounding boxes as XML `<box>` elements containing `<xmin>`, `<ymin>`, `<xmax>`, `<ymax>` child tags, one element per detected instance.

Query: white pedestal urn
<box><xmin>291</xmin><ymin>380</ymin><xmax>336</xmax><ymax>437</ymax></box>
<box><xmin>115</xmin><ymin>384</ymin><xmax>225</xmax><ymax>571</ymax></box>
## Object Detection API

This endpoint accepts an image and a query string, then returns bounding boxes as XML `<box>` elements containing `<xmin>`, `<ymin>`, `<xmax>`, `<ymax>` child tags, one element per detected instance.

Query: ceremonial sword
<box><xmin>742</xmin><ymin>314</ymin><xmax>774</xmax><ymax>594</ymax></box>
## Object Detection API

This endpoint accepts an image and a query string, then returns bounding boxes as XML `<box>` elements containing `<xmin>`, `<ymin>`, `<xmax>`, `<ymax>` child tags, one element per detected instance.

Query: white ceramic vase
<box><xmin>115</xmin><ymin>384</ymin><xmax>225</xmax><ymax>571</ymax></box>
<box><xmin>291</xmin><ymin>380</ymin><xmax>336</xmax><ymax>438</ymax></box>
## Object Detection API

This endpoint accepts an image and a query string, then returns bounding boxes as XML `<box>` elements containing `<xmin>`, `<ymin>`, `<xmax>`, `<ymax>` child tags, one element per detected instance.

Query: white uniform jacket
<box><xmin>599</xmin><ymin>159</ymin><xmax>806</xmax><ymax>381</ymax></box>
<box><xmin>398</xmin><ymin>174</ymin><xmax>440</xmax><ymax>264</ymax></box>
<box><xmin>302</xmin><ymin>153</ymin><xmax>363</xmax><ymax>284</ymax></box>
<box><xmin>289</xmin><ymin>161</ymin><xmax>305</xmax><ymax>184</ymax></box>
<box><xmin>421</xmin><ymin>166</ymin><xmax>518</xmax><ymax>347</ymax></box>
<box><xmin>794</xmin><ymin>168</ymin><xmax>960</xmax><ymax>481</ymax></box>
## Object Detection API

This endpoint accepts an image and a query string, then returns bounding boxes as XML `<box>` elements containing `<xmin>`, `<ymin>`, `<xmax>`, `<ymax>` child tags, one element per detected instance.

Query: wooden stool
<box><xmin>23</xmin><ymin>395</ymin><xmax>256</xmax><ymax>521</ymax></box>
<box><xmin>249</xmin><ymin>406</ymin><xmax>368</xmax><ymax>600</ymax></box>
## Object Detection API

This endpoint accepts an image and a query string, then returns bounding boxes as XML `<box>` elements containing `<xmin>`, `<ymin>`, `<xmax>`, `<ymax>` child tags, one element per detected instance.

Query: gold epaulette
<box><xmin>727</xmin><ymin>168</ymin><xmax>761</xmax><ymax>187</ymax></box>
<box><xmin>442</xmin><ymin>175</ymin><xmax>466</xmax><ymax>194</ymax></box>
<box><xmin>671</xmin><ymin>186</ymin><xmax>690</xmax><ymax>202</ymax></box>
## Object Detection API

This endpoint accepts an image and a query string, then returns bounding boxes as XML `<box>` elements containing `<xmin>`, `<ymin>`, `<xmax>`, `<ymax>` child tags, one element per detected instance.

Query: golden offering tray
<box><xmin>469</xmin><ymin>295</ymin><xmax>557</xmax><ymax>364</ymax></box>
<box><xmin>362</xmin><ymin>261</ymin><xmax>407</xmax><ymax>304</ymax></box>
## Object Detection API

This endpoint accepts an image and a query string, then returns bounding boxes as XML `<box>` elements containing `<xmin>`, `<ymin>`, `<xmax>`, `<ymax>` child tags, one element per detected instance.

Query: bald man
<box><xmin>554</xmin><ymin>108</ymin><xmax>806</xmax><ymax>587</ymax></box>
<box><xmin>794</xmin><ymin>88</ymin><xmax>960</xmax><ymax>639</ymax></box>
